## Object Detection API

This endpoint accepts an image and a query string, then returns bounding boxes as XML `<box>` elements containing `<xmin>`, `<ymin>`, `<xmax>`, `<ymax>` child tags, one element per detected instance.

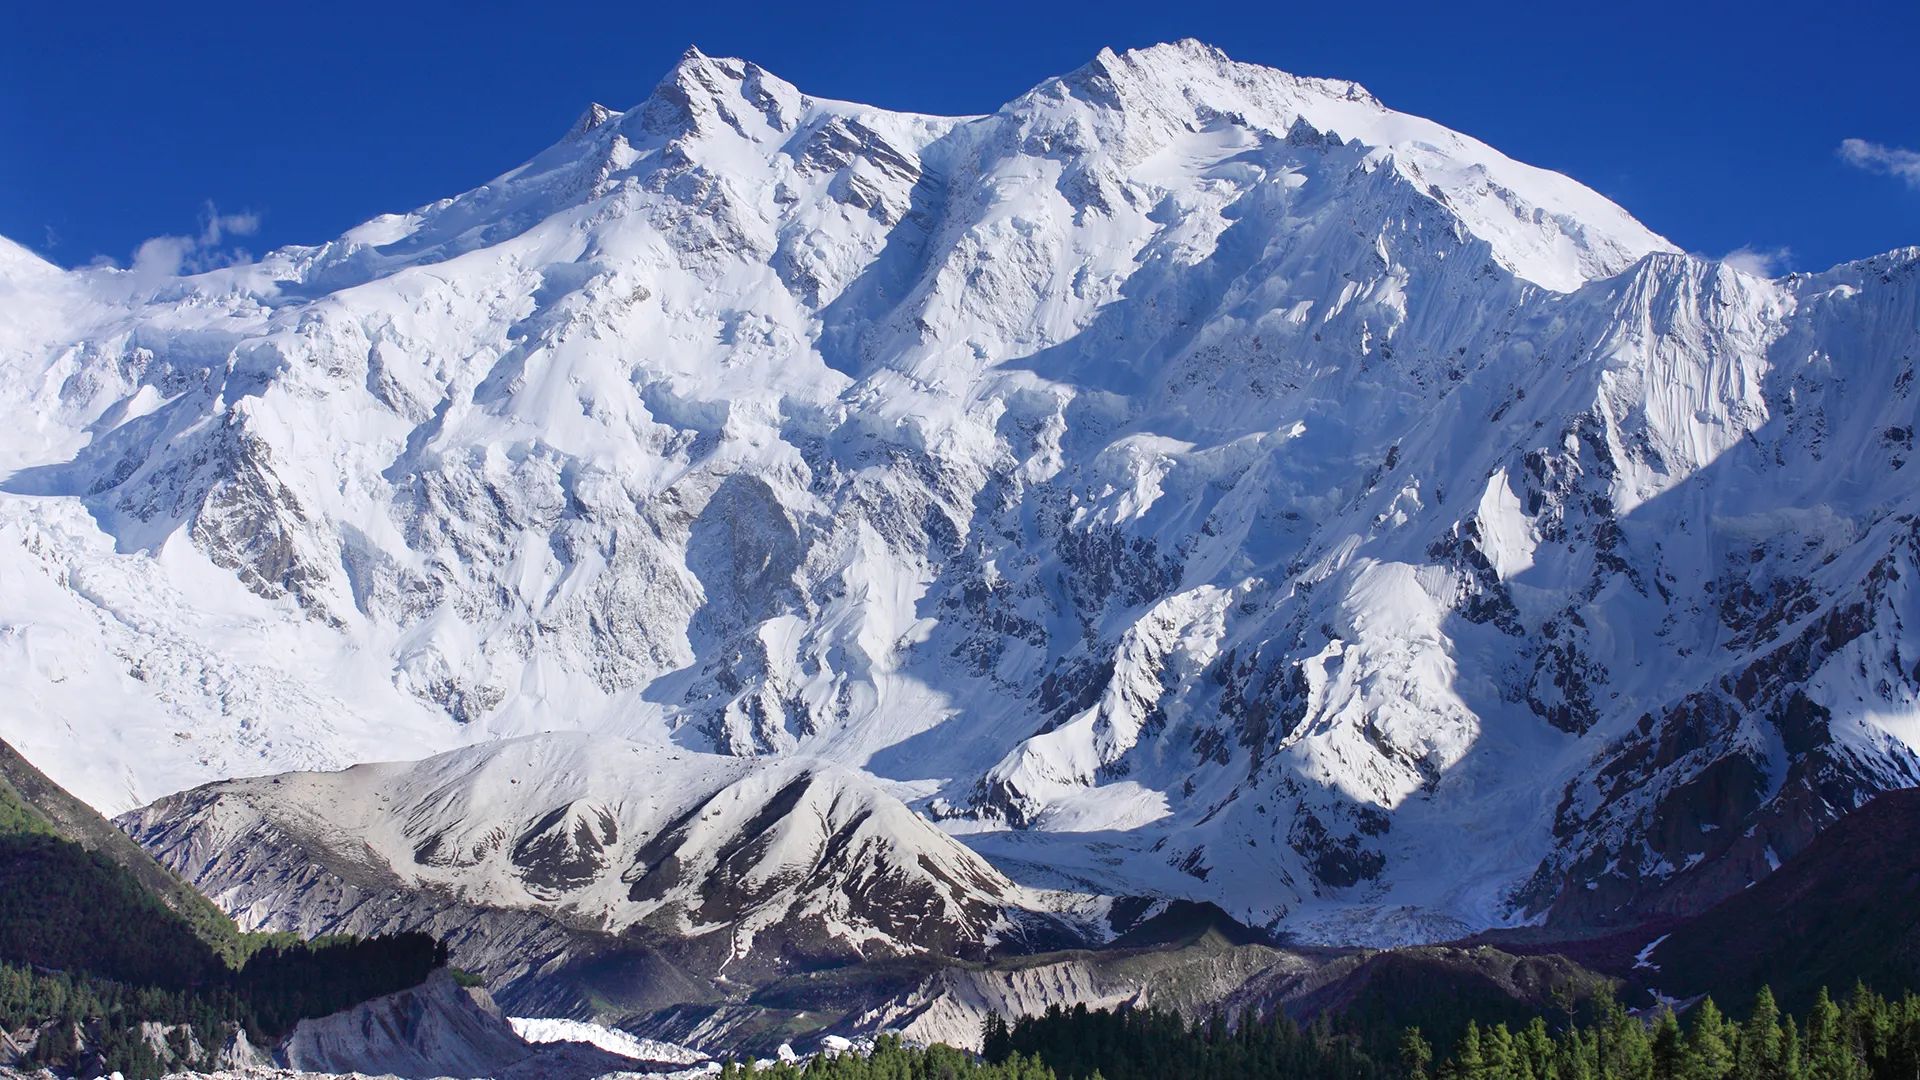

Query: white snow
<box><xmin>509</xmin><ymin>1016</ymin><xmax>706</xmax><ymax>1064</ymax></box>
<box><xmin>1474</xmin><ymin>470</ymin><xmax>1537</xmax><ymax>580</ymax></box>
<box><xmin>1633</xmin><ymin>933</ymin><xmax>1670</xmax><ymax>971</ymax></box>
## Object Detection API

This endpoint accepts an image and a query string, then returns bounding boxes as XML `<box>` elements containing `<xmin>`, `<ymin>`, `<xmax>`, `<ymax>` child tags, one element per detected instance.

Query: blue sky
<box><xmin>3</xmin><ymin>0</ymin><xmax>1915</xmax><ymax>274</ymax></box>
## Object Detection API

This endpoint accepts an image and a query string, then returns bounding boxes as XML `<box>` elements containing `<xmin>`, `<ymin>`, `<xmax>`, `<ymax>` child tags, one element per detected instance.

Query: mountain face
<box><xmin>3</xmin><ymin>41</ymin><xmax>1919</xmax><ymax>950</ymax></box>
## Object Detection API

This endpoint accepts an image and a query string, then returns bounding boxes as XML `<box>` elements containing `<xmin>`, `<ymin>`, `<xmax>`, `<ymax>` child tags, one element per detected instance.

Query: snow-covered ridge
<box><xmin>121</xmin><ymin>734</ymin><xmax>1106</xmax><ymax>972</ymax></box>
<box><xmin>5</xmin><ymin>41</ymin><xmax>1919</xmax><ymax>948</ymax></box>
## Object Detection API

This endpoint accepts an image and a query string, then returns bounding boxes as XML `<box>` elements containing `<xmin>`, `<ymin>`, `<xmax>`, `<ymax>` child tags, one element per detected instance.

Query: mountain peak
<box><xmin>1065</xmin><ymin>39</ymin><xmax>1379</xmax><ymax>113</ymax></box>
<box><xmin>665</xmin><ymin>43</ymin><xmax>732</xmax><ymax>77</ymax></box>
<box><xmin>1089</xmin><ymin>38</ymin><xmax>1231</xmax><ymax>71</ymax></box>
<box><xmin>565</xmin><ymin>102</ymin><xmax>616</xmax><ymax>140</ymax></box>
<box><xmin>631</xmin><ymin>44</ymin><xmax>799</xmax><ymax>140</ymax></box>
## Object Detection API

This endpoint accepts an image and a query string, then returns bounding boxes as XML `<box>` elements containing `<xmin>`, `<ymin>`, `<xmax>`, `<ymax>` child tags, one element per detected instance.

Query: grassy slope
<box><xmin>1292</xmin><ymin>946</ymin><xmax>1615</xmax><ymax>1058</ymax></box>
<box><xmin>0</xmin><ymin>734</ymin><xmax>450</xmax><ymax>1066</ymax></box>
<box><xmin>0</xmin><ymin>737</ymin><xmax>263</xmax><ymax>965</ymax></box>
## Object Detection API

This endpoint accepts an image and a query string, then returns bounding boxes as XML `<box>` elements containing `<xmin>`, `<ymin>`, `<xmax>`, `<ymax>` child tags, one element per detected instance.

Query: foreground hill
<box><xmin>119</xmin><ymin>733</ymin><xmax>1105</xmax><ymax>1018</ymax></box>
<box><xmin>0</xmin><ymin>733</ymin><xmax>248</xmax><ymax>964</ymax></box>
<box><xmin>0</xmin><ymin>736</ymin><xmax>447</xmax><ymax>1077</ymax></box>
<box><xmin>1594</xmin><ymin>786</ymin><xmax>1920</xmax><ymax>1013</ymax></box>
<box><xmin>122</xmin><ymin>729</ymin><xmax>1920</xmax><ymax>1061</ymax></box>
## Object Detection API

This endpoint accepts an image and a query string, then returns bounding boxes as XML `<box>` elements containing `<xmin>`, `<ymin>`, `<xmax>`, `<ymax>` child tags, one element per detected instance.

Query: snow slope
<box><xmin>5</xmin><ymin>41</ymin><xmax>1920</xmax><ymax>944</ymax></box>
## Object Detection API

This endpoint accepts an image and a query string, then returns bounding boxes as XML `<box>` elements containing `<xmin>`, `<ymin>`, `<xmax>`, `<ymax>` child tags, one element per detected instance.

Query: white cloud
<box><xmin>126</xmin><ymin>201</ymin><xmax>262</xmax><ymax>279</ymax></box>
<box><xmin>131</xmin><ymin>235</ymin><xmax>196</xmax><ymax>277</ymax></box>
<box><xmin>1722</xmin><ymin>245</ymin><xmax>1792</xmax><ymax>278</ymax></box>
<box><xmin>201</xmin><ymin>206</ymin><xmax>260</xmax><ymax>245</ymax></box>
<box><xmin>1839</xmin><ymin>138</ymin><xmax>1920</xmax><ymax>189</ymax></box>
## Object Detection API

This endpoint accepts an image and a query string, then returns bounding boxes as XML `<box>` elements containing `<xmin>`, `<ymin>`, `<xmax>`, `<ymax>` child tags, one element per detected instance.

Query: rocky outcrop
<box><xmin>278</xmin><ymin>969</ymin><xmax>524</xmax><ymax>1076</ymax></box>
<box><xmin>277</xmin><ymin>969</ymin><xmax>638</xmax><ymax>1080</ymax></box>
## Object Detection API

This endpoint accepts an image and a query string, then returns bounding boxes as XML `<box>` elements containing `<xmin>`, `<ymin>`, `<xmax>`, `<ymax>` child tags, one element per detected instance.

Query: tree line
<box><xmin>985</xmin><ymin>1001</ymin><xmax>1387</xmax><ymax>1080</ymax></box>
<box><xmin>1413</xmin><ymin>984</ymin><xmax>1920</xmax><ymax>1080</ymax></box>
<box><xmin>966</xmin><ymin>984</ymin><xmax>1920</xmax><ymax>1080</ymax></box>
<box><xmin>0</xmin><ymin>933</ymin><xmax>446</xmax><ymax>1078</ymax></box>
<box><xmin>717</xmin><ymin>1035</ymin><xmax>1057</xmax><ymax>1078</ymax></box>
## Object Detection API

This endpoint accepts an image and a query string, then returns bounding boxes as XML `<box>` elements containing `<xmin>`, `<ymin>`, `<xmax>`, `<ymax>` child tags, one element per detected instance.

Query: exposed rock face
<box><xmin>845</xmin><ymin>934</ymin><xmax>1320</xmax><ymax>1052</ymax></box>
<box><xmin>277</xmin><ymin>968</ymin><xmax>642</xmax><ymax>1079</ymax></box>
<box><xmin>278</xmin><ymin>970</ymin><xmax>525</xmax><ymax>1077</ymax></box>
<box><xmin>3</xmin><ymin>42</ymin><xmax>1919</xmax><ymax>947</ymax></box>
<box><xmin>1612</xmin><ymin>787</ymin><xmax>1920</xmax><ymax>1012</ymax></box>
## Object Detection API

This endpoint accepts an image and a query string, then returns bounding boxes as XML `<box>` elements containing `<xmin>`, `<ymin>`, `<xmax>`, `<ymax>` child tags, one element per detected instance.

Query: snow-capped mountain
<box><xmin>4</xmin><ymin>40</ymin><xmax>1919</xmax><ymax>948</ymax></box>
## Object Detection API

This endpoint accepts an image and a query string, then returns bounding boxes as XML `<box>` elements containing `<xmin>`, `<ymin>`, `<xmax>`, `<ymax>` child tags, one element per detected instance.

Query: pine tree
<box><xmin>1782</xmin><ymin>1015</ymin><xmax>1805</xmax><ymax>1080</ymax></box>
<box><xmin>1451</xmin><ymin>1021</ymin><xmax>1486</xmax><ymax>1080</ymax></box>
<box><xmin>1402</xmin><ymin>1027</ymin><xmax>1435</xmax><ymax>1080</ymax></box>
<box><xmin>984</xmin><ymin>1012</ymin><xmax>1013</xmax><ymax>1064</ymax></box>
<box><xmin>1843</xmin><ymin>982</ymin><xmax>1891</xmax><ymax>1077</ymax></box>
<box><xmin>1805</xmin><ymin>987</ymin><xmax>1858</xmax><ymax>1080</ymax></box>
<box><xmin>1741</xmin><ymin>987</ymin><xmax>1789</xmax><ymax>1080</ymax></box>
<box><xmin>1652</xmin><ymin>1007</ymin><xmax>1691</xmax><ymax>1080</ymax></box>
<box><xmin>1599</xmin><ymin>994</ymin><xmax>1653</xmax><ymax>1080</ymax></box>
<box><xmin>1489</xmin><ymin>1022</ymin><xmax>1532</xmax><ymax>1080</ymax></box>
<box><xmin>1520</xmin><ymin>1017</ymin><xmax>1557</xmax><ymax>1080</ymax></box>
<box><xmin>1687</xmin><ymin>998</ymin><xmax>1734</xmax><ymax>1080</ymax></box>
